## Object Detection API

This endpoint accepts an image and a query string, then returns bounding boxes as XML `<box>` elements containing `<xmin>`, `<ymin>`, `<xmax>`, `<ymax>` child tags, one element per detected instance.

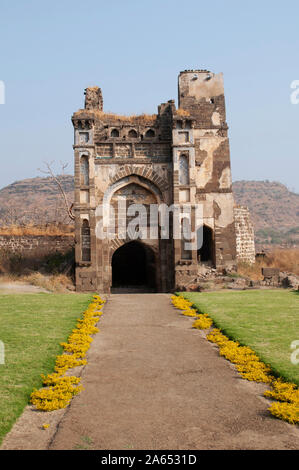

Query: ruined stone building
<box><xmin>72</xmin><ymin>70</ymin><xmax>255</xmax><ymax>292</ymax></box>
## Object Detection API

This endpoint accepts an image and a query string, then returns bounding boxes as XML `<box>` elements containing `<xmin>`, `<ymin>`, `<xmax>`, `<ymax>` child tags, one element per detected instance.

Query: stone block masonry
<box><xmin>234</xmin><ymin>206</ymin><xmax>255</xmax><ymax>264</ymax></box>
<box><xmin>73</xmin><ymin>70</ymin><xmax>255</xmax><ymax>292</ymax></box>
<box><xmin>0</xmin><ymin>235</ymin><xmax>74</xmax><ymax>259</ymax></box>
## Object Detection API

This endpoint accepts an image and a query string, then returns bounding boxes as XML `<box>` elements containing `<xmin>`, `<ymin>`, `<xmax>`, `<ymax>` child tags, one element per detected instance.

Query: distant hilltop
<box><xmin>233</xmin><ymin>180</ymin><xmax>299</xmax><ymax>246</ymax></box>
<box><xmin>0</xmin><ymin>176</ymin><xmax>298</xmax><ymax>246</ymax></box>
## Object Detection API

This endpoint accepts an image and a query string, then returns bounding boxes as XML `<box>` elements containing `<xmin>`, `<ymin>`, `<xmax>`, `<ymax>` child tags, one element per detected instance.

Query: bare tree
<box><xmin>38</xmin><ymin>161</ymin><xmax>75</xmax><ymax>221</ymax></box>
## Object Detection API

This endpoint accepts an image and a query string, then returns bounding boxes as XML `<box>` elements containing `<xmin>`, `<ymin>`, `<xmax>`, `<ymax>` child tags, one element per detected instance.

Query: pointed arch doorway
<box><xmin>111</xmin><ymin>241</ymin><xmax>157</xmax><ymax>293</ymax></box>
<box><xmin>197</xmin><ymin>225</ymin><xmax>215</xmax><ymax>266</ymax></box>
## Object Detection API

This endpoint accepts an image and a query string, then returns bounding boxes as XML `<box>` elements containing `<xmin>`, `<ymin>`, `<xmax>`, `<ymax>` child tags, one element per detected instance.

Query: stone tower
<box><xmin>72</xmin><ymin>70</ymin><xmax>240</xmax><ymax>293</ymax></box>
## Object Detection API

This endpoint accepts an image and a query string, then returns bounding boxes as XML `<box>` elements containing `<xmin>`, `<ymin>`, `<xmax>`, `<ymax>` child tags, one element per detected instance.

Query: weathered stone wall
<box><xmin>0</xmin><ymin>235</ymin><xmax>74</xmax><ymax>257</ymax></box>
<box><xmin>174</xmin><ymin>69</ymin><xmax>236</xmax><ymax>279</ymax></box>
<box><xmin>72</xmin><ymin>97</ymin><xmax>175</xmax><ymax>292</ymax></box>
<box><xmin>72</xmin><ymin>70</ymin><xmax>245</xmax><ymax>292</ymax></box>
<box><xmin>234</xmin><ymin>206</ymin><xmax>255</xmax><ymax>263</ymax></box>
<box><xmin>178</xmin><ymin>70</ymin><xmax>227</xmax><ymax>127</ymax></box>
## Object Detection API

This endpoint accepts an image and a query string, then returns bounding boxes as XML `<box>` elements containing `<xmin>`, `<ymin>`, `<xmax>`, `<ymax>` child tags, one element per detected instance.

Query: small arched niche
<box><xmin>181</xmin><ymin>218</ymin><xmax>192</xmax><ymax>260</ymax></box>
<box><xmin>145</xmin><ymin>129</ymin><xmax>155</xmax><ymax>138</ymax></box>
<box><xmin>80</xmin><ymin>155</ymin><xmax>89</xmax><ymax>186</ymax></box>
<box><xmin>179</xmin><ymin>154</ymin><xmax>189</xmax><ymax>185</ymax></box>
<box><xmin>197</xmin><ymin>225</ymin><xmax>215</xmax><ymax>266</ymax></box>
<box><xmin>128</xmin><ymin>129</ymin><xmax>138</xmax><ymax>138</ymax></box>
<box><xmin>81</xmin><ymin>219</ymin><xmax>91</xmax><ymax>262</ymax></box>
<box><xmin>111</xmin><ymin>128</ymin><xmax>120</xmax><ymax>137</ymax></box>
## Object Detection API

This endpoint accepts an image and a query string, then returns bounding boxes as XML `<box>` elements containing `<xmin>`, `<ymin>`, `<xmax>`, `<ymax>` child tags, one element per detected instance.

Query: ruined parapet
<box><xmin>178</xmin><ymin>70</ymin><xmax>227</xmax><ymax>127</ymax></box>
<box><xmin>84</xmin><ymin>86</ymin><xmax>103</xmax><ymax>111</ymax></box>
<box><xmin>262</xmin><ymin>267</ymin><xmax>280</xmax><ymax>286</ymax></box>
<box><xmin>174</xmin><ymin>69</ymin><xmax>236</xmax><ymax>274</ymax></box>
<box><xmin>234</xmin><ymin>206</ymin><xmax>255</xmax><ymax>263</ymax></box>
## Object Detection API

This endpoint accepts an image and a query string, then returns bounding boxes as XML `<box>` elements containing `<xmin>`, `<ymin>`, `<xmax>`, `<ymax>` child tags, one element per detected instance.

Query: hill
<box><xmin>0</xmin><ymin>176</ymin><xmax>74</xmax><ymax>226</ymax></box>
<box><xmin>0</xmin><ymin>176</ymin><xmax>298</xmax><ymax>246</ymax></box>
<box><xmin>233</xmin><ymin>180</ymin><xmax>299</xmax><ymax>246</ymax></box>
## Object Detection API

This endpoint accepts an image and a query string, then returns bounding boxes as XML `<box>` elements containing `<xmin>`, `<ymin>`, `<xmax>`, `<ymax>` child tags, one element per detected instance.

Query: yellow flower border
<box><xmin>171</xmin><ymin>295</ymin><xmax>299</xmax><ymax>425</ymax></box>
<box><xmin>30</xmin><ymin>295</ymin><xmax>106</xmax><ymax>412</ymax></box>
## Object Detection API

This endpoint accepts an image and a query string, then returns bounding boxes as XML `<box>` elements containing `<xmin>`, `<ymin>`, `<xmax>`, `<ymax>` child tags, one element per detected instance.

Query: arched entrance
<box><xmin>197</xmin><ymin>225</ymin><xmax>215</xmax><ymax>266</ymax></box>
<box><xmin>111</xmin><ymin>241</ymin><xmax>156</xmax><ymax>292</ymax></box>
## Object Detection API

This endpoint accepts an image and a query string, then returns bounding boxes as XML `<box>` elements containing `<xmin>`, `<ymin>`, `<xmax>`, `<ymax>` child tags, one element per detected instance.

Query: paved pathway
<box><xmin>49</xmin><ymin>294</ymin><xmax>299</xmax><ymax>450</ymax></box>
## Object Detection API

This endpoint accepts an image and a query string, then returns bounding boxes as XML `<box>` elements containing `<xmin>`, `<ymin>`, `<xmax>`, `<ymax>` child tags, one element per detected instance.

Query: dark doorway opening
<box><xmin>111</xmin><ymin>241</ymin><xmax>156</xmax><ymax>292</ymax></box>
<box><xmin>197</xmin><ymin>225</ymin><xmax>214</xmax><ymax>266</ymax></box>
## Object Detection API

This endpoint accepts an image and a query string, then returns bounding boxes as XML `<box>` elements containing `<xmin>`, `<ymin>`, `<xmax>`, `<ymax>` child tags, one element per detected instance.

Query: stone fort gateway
<box><xmin>72</xmin><ymin>70</ymin><xmax>255</xmax><ymax>293</ymax></box>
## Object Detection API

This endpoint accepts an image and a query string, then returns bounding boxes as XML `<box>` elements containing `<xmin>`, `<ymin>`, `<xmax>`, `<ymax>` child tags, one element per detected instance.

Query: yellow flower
<box><xmin>31</xmin><ymin>295</ymin><xmax>106</xmax><ymax>412</ymax></box>
<box><xmin>192</xmin><ymin>314</ymin><xmax>213</xmax><ymax>330</ymax></box>
<box><xmin>171</xmin><ymin>294</ymin><xmax>299</xmax><ymax>425</ymax></box>
<box><xmin>268</xmin><ymin>402</ymin><xmax>299</xmax><ymax>425</ymax></box>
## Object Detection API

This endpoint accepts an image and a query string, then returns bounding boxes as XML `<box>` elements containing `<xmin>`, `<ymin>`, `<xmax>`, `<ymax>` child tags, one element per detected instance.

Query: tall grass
<box><xmin>22</xmin><ymin>273</ymin><xmax>74</xmax><ymax>292</ymax></box>
<box><xmin>74</xmin><ymin>110</ymin><xmax>157</xmax><ymax>122</ymax></box>
<box><xmin>238</xmin><ymin>248</ymin><xmax>299</xmax><ymax>279</ymax></box>
<box><xmin>265</xmin><ymin>248</ymin><xmax>299</xmax><ymax>275</ymax></box>
<box><xmin>99</xmin><ymin>112</ymin><xmax>156</xmax><ymax>122</ymax></box>
<box><xmin>0</xmin><ymin>273</ymin><xmax>74</xmax><ymax>292</ymax></box>
<box><xmin>0</xmin><ymin>224</ymin><xmax>74</xmax><ymax>237</ymax></box>
<box><xmin>176</xmin><ymin>108</ymin><xmax>191</xmax><ymax>116</ymax></box>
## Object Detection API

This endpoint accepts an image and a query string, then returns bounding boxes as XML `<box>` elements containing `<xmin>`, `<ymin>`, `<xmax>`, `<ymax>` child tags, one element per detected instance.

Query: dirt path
<box><xmin>46</xmin><ymin>293</ymin><xmax>298</xmax><ymax>450</ymax></box>
<box><xmin>2</xmin><ymin>293</ymin><xmax>299</xmax><ymax>450</ymax></box>
<box><xmin>0</xmin><ymin>281</ymin><xmax>49</xmax><ymax>294</ymax></box>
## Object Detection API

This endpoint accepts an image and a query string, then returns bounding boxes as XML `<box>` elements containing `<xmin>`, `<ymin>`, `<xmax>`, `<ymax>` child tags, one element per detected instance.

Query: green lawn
<box><xmin>181</xmin><ymin>290</ymin><xmax>299</xmax><ymax>385</ymax></box>
<box><xmin>0</xmin><ymin>292</ymin><xmax>92</xmax><ymax>444</ymax></box>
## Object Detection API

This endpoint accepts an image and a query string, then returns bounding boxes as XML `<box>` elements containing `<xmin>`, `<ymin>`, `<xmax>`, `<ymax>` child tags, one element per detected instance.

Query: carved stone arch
<box><xmin>109</xmin><ymin>237</ymin><xmax>158</xmax><ymax>263</ymax></box>
<box><xmin>103</xmin><ymin>174</ymin><xmax>163</xmax><ymax>206</ymax></box>
<box><xmin>97</xmin><ymin>174</ymin><xmax>163</xmax><ymax>243</ymax></box>
<box><xmin>109</xmin><ymin>165</ymin><xmax>169</xmax><ymax>192</ymax></box>
<box><xmin>79</xmin><ymin>149</ymin><xmax>90</xmax><ymax>158</ymax></box>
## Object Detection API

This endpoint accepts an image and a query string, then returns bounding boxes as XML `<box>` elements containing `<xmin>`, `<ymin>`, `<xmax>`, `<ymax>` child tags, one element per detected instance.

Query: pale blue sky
<box><xmin>0</xmin><ymin>0</ymin><xmax>298</xmax><ymax>191</ymax></box>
